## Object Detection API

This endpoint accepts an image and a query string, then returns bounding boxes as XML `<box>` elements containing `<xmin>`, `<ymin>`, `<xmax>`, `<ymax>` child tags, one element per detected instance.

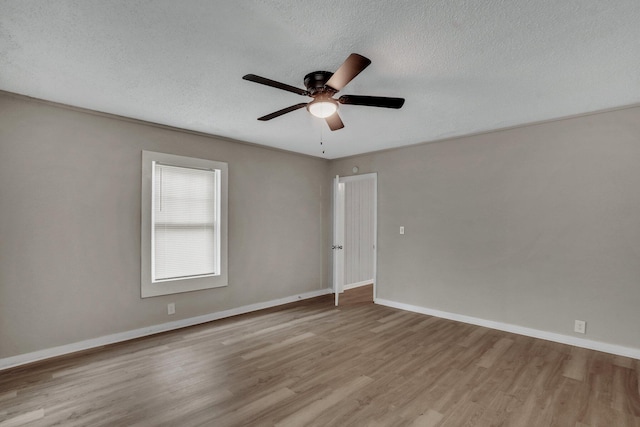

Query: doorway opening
<box><xmin>333</xmin><ymin>173</ymin><xmax>377</xmax><ymax>306</ymax></box>
<box><xmin>339</xmin><ymin>284</ymin><xmax>374</xmax><ymax>306</ymax></box>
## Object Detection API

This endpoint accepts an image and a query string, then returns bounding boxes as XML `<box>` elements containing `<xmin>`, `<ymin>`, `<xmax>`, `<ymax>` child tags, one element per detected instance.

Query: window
<box><xmin>141</xmin><ymin>151</ymin><xmax>228</xmax><ymax>297</ymax></box>
<box><xmin>153</xmin><ymin>164</ymin><xmax>218</xmax><ymax>281</ymax></box>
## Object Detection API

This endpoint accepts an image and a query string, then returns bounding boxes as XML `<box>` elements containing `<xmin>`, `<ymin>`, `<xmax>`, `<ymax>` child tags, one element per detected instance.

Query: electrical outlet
<box><xmin>168</xmin><ymin>303</ymin><xmax>175</xmax><ymax>315</ymax></box>
<box><xmin>574</xmin><ymin>320</ymin><xmax>586</xmax><ymax>334</ymax></box>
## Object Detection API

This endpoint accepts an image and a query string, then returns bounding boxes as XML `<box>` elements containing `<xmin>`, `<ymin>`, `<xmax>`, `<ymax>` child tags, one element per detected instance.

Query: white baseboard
<box><xmin>375</xmin><ymin>298</ymin><xmax>640</xmax><ymax>360</ymax></box>
<box><xmin>0</xmin><ymin>288</ymin><xmax>333</xmax><ymax>371</ymax></box>
<box><xmin>344</xmin><ymin>280</ymin><xmax>373</xmax><ymax>290</ymax></box>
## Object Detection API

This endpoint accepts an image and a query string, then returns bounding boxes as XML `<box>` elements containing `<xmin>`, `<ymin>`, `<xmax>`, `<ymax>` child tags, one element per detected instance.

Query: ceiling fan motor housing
<box><xmin>304</xmin><ymin>71</ymin><xmax>336</xmax><ymax>96</ymax></box>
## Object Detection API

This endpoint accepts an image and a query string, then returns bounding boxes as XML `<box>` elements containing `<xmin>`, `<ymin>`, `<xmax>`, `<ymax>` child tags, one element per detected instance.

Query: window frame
<box><xmin>141</xmin><ymin>151</ymin><xmax>228</xmax><ymax>298</ymax></box>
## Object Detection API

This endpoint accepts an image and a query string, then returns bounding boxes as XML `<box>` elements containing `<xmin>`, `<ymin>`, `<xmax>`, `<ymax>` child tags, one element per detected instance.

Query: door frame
<box><xmin>333</xmin><ymin>172</ymin><xmax>378</xmax><ymax>304</ymax></box>
<box><xmin>332</xmin><ymin>176</ymin><xmax>345</xmax><ymax>306</ymax></box>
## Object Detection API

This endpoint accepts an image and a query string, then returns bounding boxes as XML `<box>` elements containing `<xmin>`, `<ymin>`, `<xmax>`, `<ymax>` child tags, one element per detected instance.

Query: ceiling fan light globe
<box><xmin>308</xmin><ymin>100</ymin><xmax>338</xmax><ymax>118</ymax></box>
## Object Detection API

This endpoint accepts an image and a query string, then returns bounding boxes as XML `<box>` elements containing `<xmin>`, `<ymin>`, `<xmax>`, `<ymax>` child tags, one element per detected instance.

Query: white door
<box><xmin>333</xmin><ymin>175</ymin><xmax>345</xmax><ymax>306</ymax></box>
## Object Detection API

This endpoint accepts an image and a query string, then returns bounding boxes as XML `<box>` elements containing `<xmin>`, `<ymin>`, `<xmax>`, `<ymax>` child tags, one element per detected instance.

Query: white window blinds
<box><xmin>153</xmin><ymin>163</ymin><xmax>218</xmax><ymax>281</ymax></box>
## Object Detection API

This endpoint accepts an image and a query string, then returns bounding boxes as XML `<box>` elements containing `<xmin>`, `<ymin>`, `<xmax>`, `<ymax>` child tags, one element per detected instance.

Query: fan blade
<box><xmin>325</xmin><ymin>53</ymin><xmax>371</xmax><ymax>91</ymax></box>
<box><xmin>338</xmin><ymin>95</ymin><xmax>405</xmax><ymax>109</ymax></box>
<box><xmin>325</xmin><ymin>112</ymin><xmax>344</xmax><ymax>131</ymax></box>
<box><xmin>243</xmin><ymin>74</ymin><xmax>308</xmax><ymax>96</ymax></box>
<box><xmin>257</xmin><ymin>103</ymin><xmax>308</xmax><ymax>121</ymax></box>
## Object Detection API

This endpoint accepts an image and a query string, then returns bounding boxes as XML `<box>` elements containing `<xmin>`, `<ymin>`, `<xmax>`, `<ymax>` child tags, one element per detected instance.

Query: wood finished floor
<box><xmin>1</xmin><ymin>285</ymin><xmax>639</xmax><ymax>426</ymax></box>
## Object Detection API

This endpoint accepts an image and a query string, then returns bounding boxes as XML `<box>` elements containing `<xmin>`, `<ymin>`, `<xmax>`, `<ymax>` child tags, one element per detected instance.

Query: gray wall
<box><xmin>0</xmin><ymin>93</ymin><xmax>329</xmax><ymax>358</ymax></box>
<box><xmin>330</xmin><ymin>106</ymin><xmax>640</xmax><ymax>350</ymax></box>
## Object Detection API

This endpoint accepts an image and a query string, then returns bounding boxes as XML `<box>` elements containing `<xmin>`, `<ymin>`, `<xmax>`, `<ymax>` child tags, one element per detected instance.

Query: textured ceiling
<box><xmin>1</xmin><ymin>1</ymin><xmax>639</xmax><ymax>158</ymax></box>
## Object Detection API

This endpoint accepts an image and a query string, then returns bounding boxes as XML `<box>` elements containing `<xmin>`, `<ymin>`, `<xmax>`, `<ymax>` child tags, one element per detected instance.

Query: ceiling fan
<box><xmin>242</xmin><ymin>53</ymin><xmax>405</xmax><ymax>131</ymax></box>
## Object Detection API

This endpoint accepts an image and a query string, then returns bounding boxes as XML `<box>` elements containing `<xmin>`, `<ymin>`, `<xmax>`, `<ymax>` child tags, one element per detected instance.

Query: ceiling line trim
<box><xmin>2</xmin><ymin>89</ymin><xmax>638</xmax><ymax>161</ymax></box>
<box><xmin>0</xmin><ymin>90</ymin><xmax>329</xmax><ymax>162</ymax></box>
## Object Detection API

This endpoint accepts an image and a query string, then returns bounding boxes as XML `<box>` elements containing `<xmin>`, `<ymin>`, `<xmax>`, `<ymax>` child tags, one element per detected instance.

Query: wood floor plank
<box><xmin>274</xmin><ymin>376</ymin><xmax>373</xmax><ymax>427</ymax></box>
<box><xmin>221</xmin><ymin>311</ymin><xmax>332</xmax><ymax>346</ymax></box>
<box><xmin>477</xmin><ymin>336</ymin><xmax>514</xmax><ymax>369</ymax></box>
<box><xmin>408</xmin><ymin>409</ymin><xmax>444</xmax><ymax>427</ymax></box>
<box><xmin>0</xmin><ymin>408</ymin><xmax>44</xmax><ymax>427</ymax></box>
<box><xmin>563</xmin><ymin>346</ymin><xmax>591</xmax><ymax>381</ymax></box>
<box><xmin>1</xmin><ymin>286</ymin><xmax>638</xmax><ymax>426</ymax></box>
<box><xmin>204</xmin><ymin>387</ymin><xmax>296</xmax><ymax>427</ymax></box>
<box><xmin>0</xmin><ymin>391</ymin><xmax>17</xmax><ymax>403</ymax></box>
<box><xmin>240</xmin><ymin>332</ymin><xmax>315</xmax><ymax>360</ymax></box>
